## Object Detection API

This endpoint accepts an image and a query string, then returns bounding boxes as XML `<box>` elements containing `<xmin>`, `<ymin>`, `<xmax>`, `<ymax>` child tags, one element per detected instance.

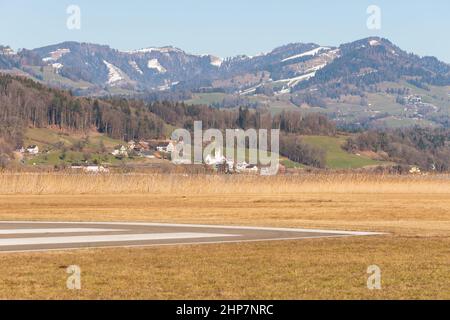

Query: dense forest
<box><xmin>0</xmin><ymin>74</ymin><xmax>166</xmax><ymax>141</ymax></box>
<box><xmin>0</xmin><ymin>74</ymin><xmax>336</xmax><ymax>141</ymax></box>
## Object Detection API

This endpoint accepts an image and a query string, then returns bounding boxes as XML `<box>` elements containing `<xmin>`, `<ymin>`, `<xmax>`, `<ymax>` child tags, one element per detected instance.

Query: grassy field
<box><xmin>24</xmin><ymin>128</ymin><xmax>125</xmax><ymax>150</ymax></box>
<box><xmin>22</xmin><ymin>128</ymin><xmax>152</xmax><ymax>167</ymax></box>
<box><xmin>184</xmin><ymin>93</ymin><xmax>229</xmax><ymax>105</ymax></box>
<box><xmin>0</xmin><ymin>173</ymin><xmax>449</xmax><ymax>299</ymax></box>
<box><xmin>204</xmin><ymin>134</ymin><xmax>388</xmax><ymax>169</ymax></box>
<box><xmin>184</xmin><ymin>92</ymin><xmax>299</xmax><ymax>113</ymax></box>
<box><xmin>301</xmin><ymin>135</ymin><xmax>385</xmax><ymax>169</ymax></box>
<box><xmin>29</xmin><ymin>66</ymin><xmax>93</xmax><ymax>90</ymax></box>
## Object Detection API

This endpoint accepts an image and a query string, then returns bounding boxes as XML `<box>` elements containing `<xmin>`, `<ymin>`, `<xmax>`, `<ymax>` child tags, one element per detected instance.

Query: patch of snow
<box><xmin>240</xmin><ymin>84</ymin><xmax>262</xmax><ymax>96</ymax></box>
<box><xmin>51</xmin><ymin>63</ymin><xmax>63</xmax><ymax>70</ymax></box>
<box><xmin>233</xmin><ymin>55</ymin><xmax>251</xmax><ymax>61</ymax></box>
<box><xmin>322</xmin><ymin>48</ymin><xmax>341</xmax><ymax>58</ymax></box>
<box><xmin>0</xmin><ymin>47</ymin><xmax>15</xmax><ymax>56</ymax></box>
<box><xmin>287</xmin><ymin>72</ymin><xmax>317</xmax><ymax>87</ymax></box>
<box><xmin>126</xmin><ymin>47</ymin><xmax>183</xmax><ymax>54</ymax></box>
<box><xmin>369</xmin><ymin>40</ymin><xmax>380</xmax><ymax>46</ymax></box>
<box><xmin>240</xmin><ymin>69</ymin><xmax>318</xmax><ymax>96</ymax></box>
<box><xmin>281</xmin><ymin>47</ymin><xmax>330</xmax><ymax>62</ymax></box>
<box><xmin>103</xmin><ymin>60</ymin><xmax>124</xmax><ymax>85</ymax></box>
<box><xmin>158</xmin><ymin>84</ymin><xmax>170</xmax><ymax>91</ymax></box>
<box><xmin>305</xmin><ymin>63</ymin><xmax>327</xmax><ymax>73</ymax></box>
<box><xmin>147</xmin><ymin>59</ymin><xmax>167</xmax><ymax>73</ymax></box>
<box><xmin>129</xmin><ymin>60</ymin><xmax>143</xmax><ymax>75</ymax></box>
<box><xmin>273</xmin><ymin>72</ymin><xmax>317</xmax><ymax>87</ymax></box>
<box><xmin>254</xmin><ymin>52</ymin><xmax>266</xmax><ymax>58</ymax></box>
<box><xmin>210</xmin><ymin>55</ymin><xmax>223</xmax><ymax>67</ymax></box>
<box><xmin>278</xmin><ymin>87</ymin><xmax>291</xmax><ymax>95</ymax></box>
<box><xmin>156</xmin><ymin>80</ymin><xmax>179</xmax><ymax>91</ymax></box>
<box><xmin>42</xmin><ymin>48</ymin><xmax>71</xmax><ymax>62</ymax></box>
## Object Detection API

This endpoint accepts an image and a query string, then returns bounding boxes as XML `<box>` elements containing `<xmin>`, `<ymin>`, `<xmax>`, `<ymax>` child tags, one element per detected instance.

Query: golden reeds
<box><xmin>1</xmin><ymin>172</ymin><xmax>449</xmax><ymax>195</ymax></box>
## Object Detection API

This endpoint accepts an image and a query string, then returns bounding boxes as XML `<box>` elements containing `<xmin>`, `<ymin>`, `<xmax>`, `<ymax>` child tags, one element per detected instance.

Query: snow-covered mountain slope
<box><xmin>0</xmin><ymin>38</ymin><xmax>449</xmax><ymax>98</ymax></box>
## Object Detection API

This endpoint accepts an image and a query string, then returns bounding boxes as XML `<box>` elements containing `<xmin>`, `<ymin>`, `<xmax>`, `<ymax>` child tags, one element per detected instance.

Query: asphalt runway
<box><xmin>0</xmin><ymin>222</ymin><xmax>384</xmax><ymax>253</ymax></box>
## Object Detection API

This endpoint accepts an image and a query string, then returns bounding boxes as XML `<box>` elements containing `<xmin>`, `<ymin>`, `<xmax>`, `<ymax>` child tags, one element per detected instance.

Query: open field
<box><xmin>301</xmin><ymin>135</ymin><xmax>385</xmax><ymax>169</ymax></box>
<box><xmin>0</xmin><ymin>173</ymin><xmax>449</xmax><ymax>299</ymax></box>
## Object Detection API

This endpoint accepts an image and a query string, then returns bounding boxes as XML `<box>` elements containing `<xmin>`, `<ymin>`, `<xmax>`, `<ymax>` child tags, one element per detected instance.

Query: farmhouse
<box><xmin>71</xmin><ymin>165</ymin><xmax>110</xmax><ymax>173</ymax></box>
<box><xmin>132</xmin><ymin>141</ymin><xmax>150</xmax><ymax>153</ymax></box>
<box><xmin>235</xmin><ymin>161</ymin><xmax>249</xmax><ymax>172</ymax></box>
<box><xmin>242</xmin><ymin>164</ymin><xmax>258</xmax><ymax>174</ymax></box>
<box><xmin>127</xmin><ymin>140</ymin><xmax>136</xmax><ymax>150</ymax></box>
<box><xmin>112</xmin><ymin>146</ymin><xmax>128</xmax><ymax>157</ymax></box>
<box><xmin>16</xmin><ymin>147</ymin><xmax>26</xmax><ymax>154</ymax></box>
<box><xmin>156</xmin><ymin>142</ymin><xmax>175</xmax><ymax>153</ymax></box>
<box><xmin>26</xmin><ymin>145</ymin><xmax>39</xmax><ymax>155</ymax></box>
<box><xmin>84</xmin><ymin>165</ymin><xmax>109</xmax><ymax>173</ymax></box>
<box><xmin>204</xmin><ymin>149</ymin><xmax>234</xmax><ymax>170</ymax></box>
<box><xmin>409</xmin><ymin>166</ymin><xmax>421</xmax><ymax>174</ymax></box>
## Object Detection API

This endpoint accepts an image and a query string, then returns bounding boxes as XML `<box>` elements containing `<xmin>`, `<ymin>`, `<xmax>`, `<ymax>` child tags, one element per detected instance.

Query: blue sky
<box><xmin>1</xmin><ymin>0</ymin><xmax>449</xmax><ymax>62</ymax></box>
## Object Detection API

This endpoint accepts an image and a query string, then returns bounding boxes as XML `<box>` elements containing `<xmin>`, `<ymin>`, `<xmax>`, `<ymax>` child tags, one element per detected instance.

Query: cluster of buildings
<box><xmin>204</xmin><ymin>149</ymin><xmax>259</xmax><ymax>174</ymax></box>
<box><xmin>17</xmin><ymin>145</ymin><xmax>39</xmax><ymax>155</ymax></box>
<box><xmin>401</xmin><ymin>95</ymin><xmax>439</xmax><ymax>118</ymax></box>
<box><xmin>111</xmin><ymin>140</ymin><xmax>176</xmax><ymax>159</ymax></box>
<box><xmin>18</xmin><ymin>138</ymin><xmax>273</xmax><ymax>174</ymax></box>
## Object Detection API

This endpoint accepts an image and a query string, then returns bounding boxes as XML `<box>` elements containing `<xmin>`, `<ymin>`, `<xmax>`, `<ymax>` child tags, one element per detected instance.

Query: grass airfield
<box><xmin>0</xmin><ymin>173</ymin><xmax>448</xmax><ymax>299</ymax></box>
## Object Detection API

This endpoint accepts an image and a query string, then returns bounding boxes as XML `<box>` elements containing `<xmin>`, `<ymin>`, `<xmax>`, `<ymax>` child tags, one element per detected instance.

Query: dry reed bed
<box><xmin>1</xmin><ymin>173</ymin><xmax>450</xmax><ymax>195</ymax></box>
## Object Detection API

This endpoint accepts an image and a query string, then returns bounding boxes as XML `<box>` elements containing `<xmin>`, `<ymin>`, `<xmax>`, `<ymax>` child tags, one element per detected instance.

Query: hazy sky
<box><xmin>1</xmin><ymin>0</ymin><xmax>449</xmax><ymax>62</ymax></box>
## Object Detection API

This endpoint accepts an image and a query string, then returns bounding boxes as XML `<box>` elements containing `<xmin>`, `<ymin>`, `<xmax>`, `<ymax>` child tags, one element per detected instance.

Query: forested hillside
<box><xmin>0</xmin><ymin>74</ymin><xmax>165</xmax><ymax>142</ymax></box>
<box><xmin>344</xmin><ymin>127</ymin><xmax>450</xmax><ymax>171</ymax></box>
<box><xmin>0</xmin><ymin>74</ymin><xmax>336</xmax><ymax>165</ymax></box>
<box><xmin>1</xmin><ymin>74</ymin><xmax>450</xmax><ymax>171</ymax></box>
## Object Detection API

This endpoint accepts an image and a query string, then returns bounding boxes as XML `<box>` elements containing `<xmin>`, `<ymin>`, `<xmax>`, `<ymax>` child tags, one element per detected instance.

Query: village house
<box><xmin>112</xmin><ymin>145</ymin><xmax>128</xmax><ymax>157</ymax></box>
<box><xmin>26</xmin><ymin>145</ymin><xmax>39</xmax><ymax>155</ymax></box>
<box><xmin>71</xmin><ymin>165</ymin><xmax>110</xmax><ymax>173</ymax></box>
<box><xmin>84</xmin><ymin>165</ymin><xmax>110</xmax><ymax>173</ymax></box>
<box><xmin>156</xmin><ymin>142</ymin><xmax>176</xmax><ymax>153</ymax></box>
<box><xmin>409</xmin><ymin>166</ymin><xmax>421</xmax><ymax>175</ymax></box>
<box><xmin>204</xmin><ymin>153</ymin><xmax>225</xmax><ymax>166</ymax></box>
<box><xmin>127</xmin><ymin>140</ymin><xmax>136</xmax><ymax>150</ymax></box>
<box><xmin>242</xmin><ymin>164</ymin><xmax>258</xmax><ymax>174</ymax></box>
<box><xmin>204</xmin><ymin>149</ymin><xmax>235</xmax><ymax>172</ymax></box>
<box><xmin>235</xmin><ymin>161</ymin><xmax>249</xmax><ymax>172</ymax></box>
<box><xmin>132</xmin><ymin>141</ymin><xmax>151</xmax><ymax>153</ymax></box>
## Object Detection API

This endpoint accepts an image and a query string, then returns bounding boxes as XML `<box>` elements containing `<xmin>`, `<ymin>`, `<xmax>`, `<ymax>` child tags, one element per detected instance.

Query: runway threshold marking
<box><xmin>0</xmin><ymin>228</ymin><xmax>125</xmax><ymax>235</ymax></box>
<box><xmin>0</xmin><ymin>232</ymin><xmax>239</xmax><ymax>246</ymax></box>
<box><xmin>0</xmin><ymin>221</ymin><xmax>385</xmax><ymax>253</ymax></box>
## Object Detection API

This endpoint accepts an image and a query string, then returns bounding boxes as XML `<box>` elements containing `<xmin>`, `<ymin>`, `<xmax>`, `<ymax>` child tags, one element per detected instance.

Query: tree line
<box><xmin>344</xmin><ymin>127</ymin><xmax>450</xmax><ymax>171</ymax></box>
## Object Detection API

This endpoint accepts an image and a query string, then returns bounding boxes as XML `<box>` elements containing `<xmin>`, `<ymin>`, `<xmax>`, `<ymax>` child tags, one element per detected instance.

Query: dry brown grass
<box><xmin>0</xmin><ymin>237</ymin><xmax>448</xmax><ymax>300</ymax></box>
<box><xmin>1</xmin><ymin>172</ymin><xmax>450</xmax><ymax>195</ymax></box>
<box><xmin>0</xmin><ymin>173</ymin><xmax>449</xmax><ymax>299</ymax></box>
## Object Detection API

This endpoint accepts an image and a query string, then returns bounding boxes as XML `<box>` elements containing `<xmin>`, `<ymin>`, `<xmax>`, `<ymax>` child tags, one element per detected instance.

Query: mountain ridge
<box><xmin>2</xmin><ymin>37</ymin><xmax>448</xmax><ymax>95</ymax></box>
<box><xmin>1</xmin><ymin>37</ymin><xmax>450</xmax><ymax>128</ymax></box>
